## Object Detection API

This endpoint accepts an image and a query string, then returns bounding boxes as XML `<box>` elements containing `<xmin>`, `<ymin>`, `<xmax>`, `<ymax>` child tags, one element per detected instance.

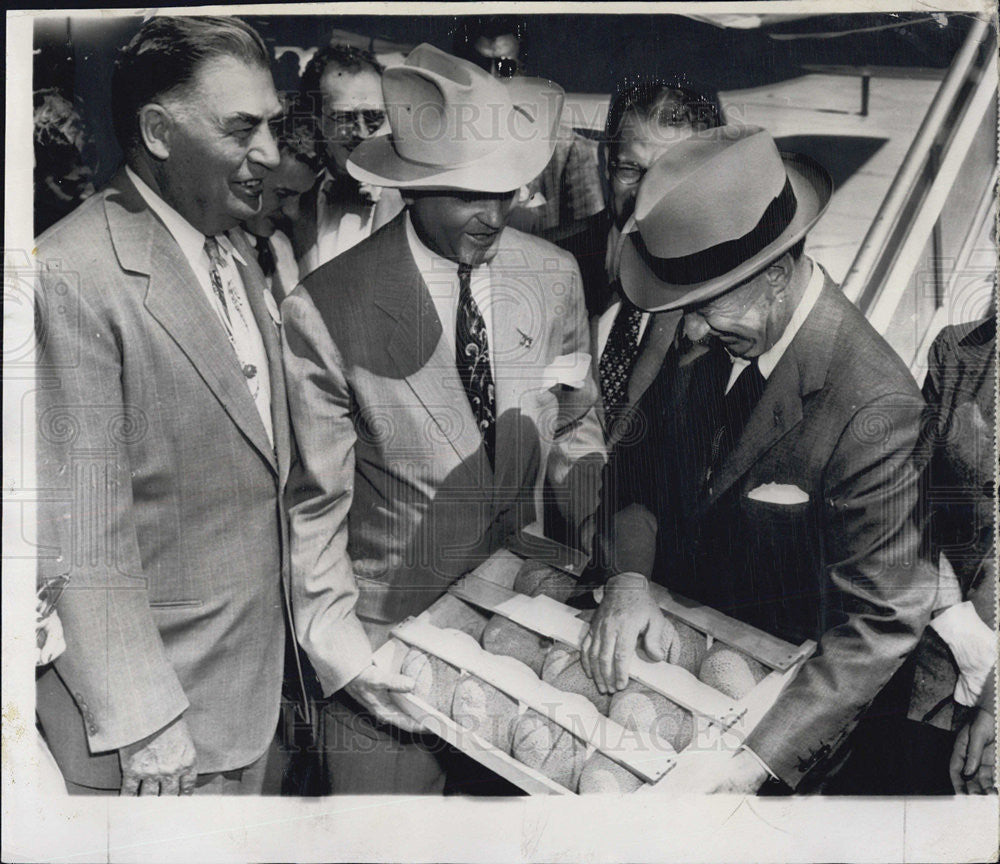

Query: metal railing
<box><xmin>841</xmin><ymin>15</ymin><xmax>997</xmax><ymax>340</ymax></box>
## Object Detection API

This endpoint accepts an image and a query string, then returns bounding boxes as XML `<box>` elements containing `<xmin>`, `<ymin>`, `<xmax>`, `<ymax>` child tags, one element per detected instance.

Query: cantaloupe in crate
<box><xmin>374</xmin><ymin>543</ymin><xmax>815</xmax><ymax>794</ymax></box>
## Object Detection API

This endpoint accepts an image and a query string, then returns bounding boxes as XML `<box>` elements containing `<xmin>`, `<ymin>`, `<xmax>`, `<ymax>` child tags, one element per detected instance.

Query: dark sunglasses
<box><xmin>322</xmin><ymin>108</ymin><xmax>386</xmax><ymax>136</ymax></box>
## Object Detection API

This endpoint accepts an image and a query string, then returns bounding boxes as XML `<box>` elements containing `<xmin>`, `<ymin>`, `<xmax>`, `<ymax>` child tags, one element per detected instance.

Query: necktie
<box><xmin>204</xmin><ymin>236</ymin><xmax>233</xmax><ymax>328</ymax></box>
<box><xmin>708</xmin><ymin>359</ymin><xmax>766</xmax><ymax>479</ymax></box>
<box><xmin>254</xmin><ymin>235</ymin><xmax>276</xmax><ymax>278</ymax></box>
<box><xmin>599</xmin><ymin>295</ymin><xmax>644</xmax><ymax>426</ymax></box>
<box><xmin>455</xmin><ymin>263</ymin><xmax>496</xmax><ymax>469</ymax></box>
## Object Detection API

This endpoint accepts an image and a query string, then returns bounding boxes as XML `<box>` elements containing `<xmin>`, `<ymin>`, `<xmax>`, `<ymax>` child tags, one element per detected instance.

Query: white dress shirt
<box><xmin>404</xmin><ymin>212</ymin><xmax>496</xmax><ymax>378</ymax></box>
<box><xmin>127</xmin><ymin>167</ymin><xmax>273</xmax><ymax>445</ymax></box>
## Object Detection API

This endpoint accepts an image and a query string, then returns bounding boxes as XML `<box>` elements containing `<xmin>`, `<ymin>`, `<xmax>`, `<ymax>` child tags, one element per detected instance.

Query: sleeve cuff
<box><xmin>930</xmin><ymin>600</ymin><xmax>997</xmax><ymax>706</ymax></box>
<box><xmin>739</xmin><ymin>744</ymin><xmax>778</xmax><ymax>781</ymax></box>
<box><xmin>305</xmin><ymin>611</ymin><xmax>374</xmax><ymax>697</ymax></box>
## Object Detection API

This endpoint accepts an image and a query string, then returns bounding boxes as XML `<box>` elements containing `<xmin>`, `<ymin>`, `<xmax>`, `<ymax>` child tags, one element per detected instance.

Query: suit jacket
<box><xmin>908</xmin><ymin>315</ymin><xmax>996</xmax><ymax>729</ymax></box>
<box><xmin>282</xmin><ymin>213</ymin><xmax>606</xmax><ymax>695</ymax></box>
<box><xmin>606</xmin><ymin>269</ymin><xmax>936</xmax><ymax>789</ymax></box>
<box><xmin>34</xmin><ymin>169</ymin><xmax>294</xmax><ymax>788</ymax></box>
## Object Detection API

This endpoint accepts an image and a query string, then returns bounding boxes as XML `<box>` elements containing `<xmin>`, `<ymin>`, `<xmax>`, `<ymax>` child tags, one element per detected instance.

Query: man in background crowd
<box><xmin>240</xmin><ymin>101</ymin><xmax>322</xmax><ymax>302</ymax></box>
<box><xmin>452</xmin><ymin>16</ymin><xmax>605</xmax><ymax>250</ymax></box>
<box><xmin>592</xmin><ymin>77</ymin><xmax>725</xmax><ymax>446</ymax></box>
<box><xmin>292</xmin><ymin>43</ymin><xmax>403</xmax><ymax>275</ymax></box>
<box><xmin>35</xmin><ymin>15</ymin><xmax>298</xmax><ymax>796</ymax></box>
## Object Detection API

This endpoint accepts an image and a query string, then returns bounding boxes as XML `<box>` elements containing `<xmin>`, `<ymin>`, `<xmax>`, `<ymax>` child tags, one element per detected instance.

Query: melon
<box><xmin>451</xmin><ymin>675</ymin><xmax>521</xmax><ymax>751</ymax></box>
<box><xmin>697</xmin><ymin>644</ymin><xmax>769</xmax><ymax>699</ymax></box>
<box><xmin>541</xmin><ymin>646</ymin><xmax>612</xmax><ymax>715</ymax></box>
<box><xmin>481</xmin><ymin>615</ymin><xmax>552</xmax><ymax>676</ymax></box>
<box><xmin>511</xmin><ymin>710</ymin><xmax>587</xmax><ymax>790</ymax></box>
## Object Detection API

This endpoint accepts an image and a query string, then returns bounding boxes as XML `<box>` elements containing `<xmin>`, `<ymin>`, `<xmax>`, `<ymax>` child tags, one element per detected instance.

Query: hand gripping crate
<box><xmin>373</xmin><ymin>545</ymin><xmax>816</xmax><ymax>795</ymax></box>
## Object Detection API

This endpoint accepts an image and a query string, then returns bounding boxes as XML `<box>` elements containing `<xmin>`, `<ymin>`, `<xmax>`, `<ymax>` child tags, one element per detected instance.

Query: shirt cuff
<box><xmin>930</xmin><ymin>600</ymin><xmax>998</xmax><ymax>706</ymax></box>
<box><xmin>739</xmin><ymin>744</ymin><xmax>779</xmax><ymax>781</ymax></box>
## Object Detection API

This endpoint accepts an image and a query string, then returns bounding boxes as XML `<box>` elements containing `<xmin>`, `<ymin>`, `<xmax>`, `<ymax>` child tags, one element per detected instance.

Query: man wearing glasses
<box><xmin>593</xmin><ymin>78</ymin><xmax>726</xmax><ymax>445</ymax></box>
<box><xmin>452</xmin><ymin>17</ymin><xmax>605</xmax><ymax>249</ymax></box>
<box><xmin>292</xmin><ymin>43</ymin><xmax>403</xmax><ymax>276</ymax></box>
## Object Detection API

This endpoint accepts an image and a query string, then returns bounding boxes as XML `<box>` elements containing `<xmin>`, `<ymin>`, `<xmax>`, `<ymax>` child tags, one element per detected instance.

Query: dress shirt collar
<box><xmin>126</xmin><ymin>165</ymin><xmax>246</xmax><ymax>268</ymax></box>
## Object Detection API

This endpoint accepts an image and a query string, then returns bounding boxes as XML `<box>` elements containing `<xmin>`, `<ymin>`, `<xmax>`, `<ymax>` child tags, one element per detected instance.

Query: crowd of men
<box><xmin>34</xmin><ymin>15</ymin><xmax>996</xmax><ymax>798</ymax></box>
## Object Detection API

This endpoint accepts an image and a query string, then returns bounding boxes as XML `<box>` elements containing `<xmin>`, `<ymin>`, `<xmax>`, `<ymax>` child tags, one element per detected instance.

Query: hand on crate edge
<box><xmin>343</xmin><ymin>658</ymin><xmax>424</xmax><ymax>734</ymax></box>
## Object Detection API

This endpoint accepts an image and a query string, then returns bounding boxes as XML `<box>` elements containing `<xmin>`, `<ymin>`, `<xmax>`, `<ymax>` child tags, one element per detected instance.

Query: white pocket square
<box><xmin>540</xmin><ymin>352</ymin><xmax>592</xmax><ymax>390</ymax></box>
<box><xmin>747</xmin><ymin>482</ymin><xmax>809</xmax><ymax>505</ymax></box>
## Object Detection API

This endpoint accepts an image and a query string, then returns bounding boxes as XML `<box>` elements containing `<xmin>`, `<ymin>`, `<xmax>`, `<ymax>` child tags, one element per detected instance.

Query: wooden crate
<box><xmin>374</xmin><ymin>543</ymin><xmax>816</xmax><ymax>795</ymax></box>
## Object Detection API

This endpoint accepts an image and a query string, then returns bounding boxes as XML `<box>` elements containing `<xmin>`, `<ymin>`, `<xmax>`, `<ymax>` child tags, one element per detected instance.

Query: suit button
<box><xmin>88</xmin><ymin>724</ymin><xmax>98</xmax><ymax>735</ymax></box>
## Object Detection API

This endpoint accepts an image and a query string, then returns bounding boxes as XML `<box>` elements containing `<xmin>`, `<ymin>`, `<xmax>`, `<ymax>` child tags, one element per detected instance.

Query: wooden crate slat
<box><xmin>392</xmin><ymin>618</ymin><xmax>675</xmax><ymax>784</ymax></box>
<box><xmin>644</xmin><ymin>584</ymin><xmax>808</xmax><ymax>672</ymax></box>
<box><xmin>452</xmin><ymin>573</ymin><xmax>746</xmax><ymax>729</ymax></box>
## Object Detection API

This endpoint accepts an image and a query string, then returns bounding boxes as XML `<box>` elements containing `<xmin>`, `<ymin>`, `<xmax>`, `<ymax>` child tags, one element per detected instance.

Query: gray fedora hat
<box><xmin>618</xmin><ymin>124</ymin><xmax>833</xmax><ymax>312</ymax></box>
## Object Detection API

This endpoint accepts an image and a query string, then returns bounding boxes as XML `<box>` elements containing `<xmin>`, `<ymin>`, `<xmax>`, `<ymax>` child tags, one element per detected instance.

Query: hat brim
<box><xmin>619</xmin><ymin>153</ymin><xmax>833</xmax><ymax>312</ymax></box>
<box><xmin>346</xmin><ymin>77</ymin><xmax>562</xmax><ymax>192</ymax></box>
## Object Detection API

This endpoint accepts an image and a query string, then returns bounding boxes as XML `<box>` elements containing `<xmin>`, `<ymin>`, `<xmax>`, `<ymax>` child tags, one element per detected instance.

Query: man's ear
<box><xmin>138</xmin><ymin>104</ymin><xmax>173</xmax><ymax>161</ymax></box>
<box><xmin>765</xmin><ymin>252</ymin><xmax>794</xmax><ymax>296</ymax></box>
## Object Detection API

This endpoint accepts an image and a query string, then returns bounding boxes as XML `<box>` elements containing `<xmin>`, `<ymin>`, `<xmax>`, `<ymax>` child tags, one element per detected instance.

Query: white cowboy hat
<box><xmin>347</xmin><ymin>43</ymin><xmax>564</xmax><ymax>192</ymax></box>
<box><xmin>618</xmin><ymin>124</ymin><xmax>833</xmax><ymax>312</ymax></box>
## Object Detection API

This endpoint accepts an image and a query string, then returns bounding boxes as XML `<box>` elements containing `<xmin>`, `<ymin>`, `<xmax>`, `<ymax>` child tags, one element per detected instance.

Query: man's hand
<box><xmin>580</xmin><ymin>572</ymin><xmax>676</xmax><ymax>694</ymax></box>
<box><xmin>119</xmin><ymin>716</ymin><xmax>197</xmax><ymax>796</ymax></box>
<box><xmin>646</xmin><ymin>748</ymin><xmax>769</xmax><ymax>795</ymax></box>
<box><xmin>950</xmin><ymin>706</ymin><xmax>996</xmax><ymax>794</ymax></box>
<box><xmin>343</xmin><ymin>660</ymin><xmax>422</xmax><ymax>733</ymax></box>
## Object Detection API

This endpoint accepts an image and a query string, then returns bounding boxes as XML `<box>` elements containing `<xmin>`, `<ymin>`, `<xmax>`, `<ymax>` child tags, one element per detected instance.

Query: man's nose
<box><xmin>250</xmin><ymin>125</ymin><xmax>281</xmax><ymax>170</ymax></box>
<box><xmin>683</xmin><ymin>313</ymin><xmax>711</xmax><ymax>342</ymax></box>
<box><xmin>477</xmin><ymin>199</ymin><xmax>507</xmax><ymax>229</ymax></box>
<box><xmin>282</xmin><ymin>196</ymin><xmax>301</xmax><ymax>222</ymax></box>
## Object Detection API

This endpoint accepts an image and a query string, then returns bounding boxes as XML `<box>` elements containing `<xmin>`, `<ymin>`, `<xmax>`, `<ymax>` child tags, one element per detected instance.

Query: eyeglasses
<box><xmin>484</xmin><ymin>56</ymin><xmax>519</xmax><ymax>79</ymax></box>
<box><xmin>608</xmin><ymin>160</ymin><xmax>646</xmax><ymax>186</ymax></box>
<box><xmin>321</xmin><ymin>108</ymin><xmax>386</xmax><ymax>136</ymax></box>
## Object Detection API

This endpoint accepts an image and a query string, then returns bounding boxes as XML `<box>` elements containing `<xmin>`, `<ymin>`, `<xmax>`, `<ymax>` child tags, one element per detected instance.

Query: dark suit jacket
<box><xmin>605</xmin><ymin>268</ymin><xmax>936</xmax><ymax>789</ymax></box>
<box><xmin>282</xmin><ymin>213</ymin><xmax>606</xmax><ymax>696</ymax></box>
<box><xmin>34</xmin><ymin>170</ymin><xmax>294</xmax><ymax>788</ymax></box>
<box><xmin>908</xmin><ymin>315</ymin><xmax>996</xmax><ymax>729</ymax></box>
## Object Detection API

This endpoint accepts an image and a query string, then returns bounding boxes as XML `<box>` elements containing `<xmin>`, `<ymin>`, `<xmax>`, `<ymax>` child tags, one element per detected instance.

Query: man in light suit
<box><xmin>581</xmin><ymin>126</ymin><xmax>937</xmax><ymax>793</ymax></box>
<box><xmin>35</xmin><ymin>16</ymin><xmax>299</xmax><ymax>795</ymax></box>
<box><xmin>282</xmin><ymin>44</ymin><xmax>606</xmax><ymax>793</ymax></box>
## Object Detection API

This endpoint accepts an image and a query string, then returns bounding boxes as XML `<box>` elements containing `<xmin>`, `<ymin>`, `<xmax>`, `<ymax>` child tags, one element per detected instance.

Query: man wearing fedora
<box><xmin>581</xmin><ymin>125</ymin><xmax>936</xmax><ymax>793</ymax></box>
<box><xmin>282</xmin><ymin>44</ymin><xmax>605</xmax><ymax>793</ymax></box>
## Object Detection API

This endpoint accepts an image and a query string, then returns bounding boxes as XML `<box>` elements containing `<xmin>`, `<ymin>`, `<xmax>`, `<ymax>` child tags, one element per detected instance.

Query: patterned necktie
<box><xmin>455</xmin><ymin>263</ymin><xmax>496</xmax><ymax>469</ymax></box>
<box><xmin>599</xmin><ymin>296</ymin><xmax>645</xmax><ymax>425</ymax></box>
<box><xmin>204</xmin><ymin>236</ymin><xmax>233</xmax><ymax>328</ymax></box>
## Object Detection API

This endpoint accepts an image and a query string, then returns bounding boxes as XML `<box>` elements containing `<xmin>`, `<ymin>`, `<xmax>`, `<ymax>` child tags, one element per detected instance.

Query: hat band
<box><xmin>635</xmin><ymin>177</ymin><xmax>797</xmax><ymax>286</ymax></box>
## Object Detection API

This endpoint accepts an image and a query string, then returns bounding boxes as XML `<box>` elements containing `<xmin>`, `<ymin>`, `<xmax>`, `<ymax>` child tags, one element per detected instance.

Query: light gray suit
<box><xmin>34</xmin><ymin>170</ymin><xmax>296</xmax><ymax>789</ymax></box>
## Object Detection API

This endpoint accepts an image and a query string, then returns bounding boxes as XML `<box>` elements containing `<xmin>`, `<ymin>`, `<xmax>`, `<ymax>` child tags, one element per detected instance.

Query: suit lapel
<box><xmin>375</xmin><ymin>219</ymin><xmax>489</xmax><ymax>483</ymax></box>
<box><xmin>627</xmin><ymin>309</ymin><xmax>682</xmax><ymax>408</ymax></box>
<box><xmin>704</xmin><ymin>276</ymin><xmax>841</xmax><ymax>508</ymax></box>
<box><xmin>105</xmin><ymin>172</ymin><xmax>277</xmax><ymax>474</ymax></box>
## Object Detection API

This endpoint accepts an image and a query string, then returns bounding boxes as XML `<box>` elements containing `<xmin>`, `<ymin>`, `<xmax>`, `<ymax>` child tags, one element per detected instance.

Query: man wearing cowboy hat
<box><xmin>581</xmin><ymin>125</ymin><xmax>936</xmax><ymax>793</ymax></box>
<box><xmin>282</xmin><ymin>44</ymin><xmax>605</xmax><ymax>793</ymax></box>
